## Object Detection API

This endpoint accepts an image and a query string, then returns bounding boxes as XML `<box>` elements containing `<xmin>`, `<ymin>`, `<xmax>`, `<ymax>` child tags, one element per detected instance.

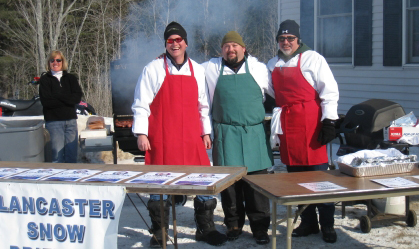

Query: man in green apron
<box><xmin>203</xmin><ymin>31</ymin><xmax>274</xmax><ymax>245</ymax></box>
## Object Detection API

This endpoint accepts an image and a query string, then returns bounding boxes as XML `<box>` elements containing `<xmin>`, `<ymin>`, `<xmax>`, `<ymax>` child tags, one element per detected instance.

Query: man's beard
<box><xmin>225</xmin><ymin>50</ymin><xmax>239</xmax><ymax>64</ymax></box>
<box><xmin>226</xmin><ymin>56</ymin><xmax>238</xmax><ymax>64</ymax></box>
<box><xmin>280</xmin><ymin>48</ymin><xmax>292</xmax><ymax>56</ymax></box>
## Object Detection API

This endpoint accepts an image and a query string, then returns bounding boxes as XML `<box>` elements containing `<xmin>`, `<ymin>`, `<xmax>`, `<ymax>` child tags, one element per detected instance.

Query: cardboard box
<box><xmin>85</xmin><ymin>136</ymin><xmax>112</xmax><ymax>147</ymax></box>
<box><xmin>80</xmin><ymin>128</ymin><xmax>108</xmax><ymax>139</ymax></box>
<box><xmin>384</xmin><ymin>126</ymin><xmax>419</xmax><ymax>141</ymax></box>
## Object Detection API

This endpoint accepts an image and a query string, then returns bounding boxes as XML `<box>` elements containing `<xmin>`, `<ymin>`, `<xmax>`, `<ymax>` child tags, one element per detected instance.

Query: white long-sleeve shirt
<box><xmin>266</xmin><ymin>50</ymin><xmax>339</xmax><ymax>121</ymax></box>
<box><xmin>203</xmin><ymin>55</ymin><xmax>275</xmax><ymax>105</ymax></box>
<box><xmin>131</xmin><ymin>57</ymin><xmax>211</xmax><ymax>136</ymax></box>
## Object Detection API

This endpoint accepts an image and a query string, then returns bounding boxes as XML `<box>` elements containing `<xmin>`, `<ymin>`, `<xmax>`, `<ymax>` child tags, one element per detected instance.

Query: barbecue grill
<box><xmin>339</xmin><ymin>99</ymin><xmax>406</xmax><ymax>150</ymax></box>
<box><xmin>110</xmin><ymin>60</ymin><xmax>145</xmax><ymax>164</ymax></box>
<box><xmin>338</xmin><ymin>99</ymin><xmax>416</xmax><ymax>232</ymax></box>
<box><xmin>336</xmin><ymin>98</ymin><xmax>408</xmax><ymax>161</ymax></box>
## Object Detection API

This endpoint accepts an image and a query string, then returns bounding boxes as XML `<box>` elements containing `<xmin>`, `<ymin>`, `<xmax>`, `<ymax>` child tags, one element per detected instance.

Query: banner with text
<box><xmin>0</xmin><ymin>182</ymin><xmax>126</xmax><ymax>249</ymax></box>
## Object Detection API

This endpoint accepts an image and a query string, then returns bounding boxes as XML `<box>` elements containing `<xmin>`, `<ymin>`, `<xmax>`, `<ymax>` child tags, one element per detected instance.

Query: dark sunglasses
<box><xmin>166</xmin><ymin>37</ymin><xmax>183</xmax><ymax>44</ymax></box>
<box><xmin>49</xmin><ymin>59</ymin><xmax>62</xmax><ymax>63</ymax></box>
<box><xmin>278</xmin><ymin>36</ymin><xmax>297</xmax><ymax>42</ymax></box>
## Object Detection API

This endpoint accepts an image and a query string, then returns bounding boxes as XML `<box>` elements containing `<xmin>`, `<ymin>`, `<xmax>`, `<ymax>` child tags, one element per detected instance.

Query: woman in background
<box><xmin>39</xmin><ymin>50</ymin><xmax>82</xmax><ymax>163</ymax></box>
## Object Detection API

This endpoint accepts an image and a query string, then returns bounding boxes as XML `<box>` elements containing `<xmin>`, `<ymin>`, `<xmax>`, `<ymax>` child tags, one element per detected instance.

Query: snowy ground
<box><xmin>116</xmin><ymin>193</ymin><xmax>419</xmax><ymax>249</ymax></box>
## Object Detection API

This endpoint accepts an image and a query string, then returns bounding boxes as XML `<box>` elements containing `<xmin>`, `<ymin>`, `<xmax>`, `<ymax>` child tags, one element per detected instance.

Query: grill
<box><xmin>340</xmin><ymin>99</ymin><xmax>406</xmax><ymax>150</ymax></box>
<box><xmin>339</xmin><ymin>99</ymin><xmax>413</xmax><ymax>223</ymax></box>
<box><xmin>110</xmin><ymin>60</ymin><xmax>145</xmax><ymax>164</ymax></box>
<box><xmin>113</xmin><ymin>114</ymin><xmax>140</xmax><ymax>151</ymax></box>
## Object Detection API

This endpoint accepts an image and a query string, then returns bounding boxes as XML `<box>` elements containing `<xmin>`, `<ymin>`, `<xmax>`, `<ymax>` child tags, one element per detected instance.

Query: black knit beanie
<box><xmin>164</xmin><ymin>21</ymin><xmax>188</xmax><ymax>45</ymax></box>
<box><xmin>276</xmin><ymin>19</ymin><xmax>300</xmax><ymax>41</ymax></box>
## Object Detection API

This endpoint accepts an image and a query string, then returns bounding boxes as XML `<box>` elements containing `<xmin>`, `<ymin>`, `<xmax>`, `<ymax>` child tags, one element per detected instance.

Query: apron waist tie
<box><xmin>214</xmin><ymin>120</ymin><xmax>263</xmax><ymax>130</ymax></box>
<box><xmin>242</xmin><ymin>125</ymin><xmax>248</xmax><ymax>133</ymax></box>
<box><xmin>280</xmin><ymin>98</ymin><xmax>319</xmax><ymax>109</ymax></box>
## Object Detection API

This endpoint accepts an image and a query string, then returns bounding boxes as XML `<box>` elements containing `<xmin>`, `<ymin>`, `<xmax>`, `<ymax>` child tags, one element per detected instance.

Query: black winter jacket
<box><xmin>39</xmin><ymin>71</ymin><xmax>83</xmax><ymax>121</ymax></box>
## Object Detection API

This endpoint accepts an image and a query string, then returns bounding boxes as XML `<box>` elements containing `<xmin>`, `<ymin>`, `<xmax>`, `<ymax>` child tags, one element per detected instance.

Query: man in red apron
<box><xmin>132</xmin><ymin>22</ymin><xmax>227</xmax><ymax>247</ymax></box>
<box><xmin>267</xmin><ymin>20</ymin><xmax>340</xmax><ymax>243</ymax></box>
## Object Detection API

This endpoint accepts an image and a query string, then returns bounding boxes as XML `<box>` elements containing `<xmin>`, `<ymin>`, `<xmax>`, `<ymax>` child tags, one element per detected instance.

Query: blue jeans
<box><xmin>150</xmin><ymin>194</ymin><xmax>214</xmax><ymax>202</ymax></box>
<box><xmin>45</xmin><ymin>119</ymin><xmax>78</xmax><ymax>163</ymax></box>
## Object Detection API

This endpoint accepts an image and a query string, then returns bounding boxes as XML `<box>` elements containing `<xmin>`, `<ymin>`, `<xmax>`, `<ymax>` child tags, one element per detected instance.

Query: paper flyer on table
<box><xmin>171</xmin><ymin>173</ymin><xmax>230</xmax><ymax>186</ymax></box>
<box><xmin>82</xmin><ymin>171</ymin><xmax>140</xmax><ymax>183</ymax></box>
<box><xmin>5</xmin><ymin>168</ymin><xmax>66</xmax><ymax>180</ymax></box>
<box><xmin>298</xmin><ymin>181</ymin><xmax>347</xmax><ymax>192</ymax></box>
<box><xmin>371</xmin><ymin>177</ymin><xmax>419</xmax><ymax>188</ymax></box>
<box><xmin>0</xmin><ymin>168</ymin><xmax>30</xmax><ymax>179</ymax></box>
<box><xmin>42</xmin><ymin>169</ymin><xmax>102</xmax><ymax>182</ymax></box>
<box><xmin>126</xmin><ymin>172</ymin><xmax>185</xmax><ymax>185</ymax></box>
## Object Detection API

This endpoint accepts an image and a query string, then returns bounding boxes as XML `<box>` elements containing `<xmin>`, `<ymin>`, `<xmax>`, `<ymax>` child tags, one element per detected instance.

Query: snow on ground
<box><xmin>116</xmin><ymin>193</ymin><xmax>419</xmax><ymax>249</ymax></box>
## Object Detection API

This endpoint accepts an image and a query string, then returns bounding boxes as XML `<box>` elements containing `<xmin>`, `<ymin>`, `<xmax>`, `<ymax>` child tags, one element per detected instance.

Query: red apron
<box><xmin>272</xmin><ymin>54</ymin><xmax>328</xmax><ymax>166</ymax></box>
<box><xmin>145</xmin><ymin>56</ymin><xmax>210</xmax><ymax>166</ymax></box>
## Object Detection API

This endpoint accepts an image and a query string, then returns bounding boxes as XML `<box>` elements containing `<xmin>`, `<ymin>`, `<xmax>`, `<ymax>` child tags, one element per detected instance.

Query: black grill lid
<box><xmin>342</xmin><ymin>99</ymin><xmax>405</xmax><ymax>134</ymax></box>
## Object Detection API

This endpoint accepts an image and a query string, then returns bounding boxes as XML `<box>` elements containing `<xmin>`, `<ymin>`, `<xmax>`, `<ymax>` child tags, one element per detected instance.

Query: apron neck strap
<box><xmin>188</xmin><ymin>58</ymin><xmax>194</xmax><ymax>77</ymax></box>
<box><xmin>220</xmin><ymin>56</ymin><xmax>249</xmax><ymax>76</ymax></box>
<box><xmin>164</xmin><ymin>55</ymin><xmax>169</xmax><ymax>75</ymax></box>
<box><xmin>297</xmin><ymin>53</ymin><xmax>302</xmax><ymax>67</ymax></box>
<box><xmin>164</xmin><ymin>55</ymin><xmax>194</xmax><ymax>77</ymax></box>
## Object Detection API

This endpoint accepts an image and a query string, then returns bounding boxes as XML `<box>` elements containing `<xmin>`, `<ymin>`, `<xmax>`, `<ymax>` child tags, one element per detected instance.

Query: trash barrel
<box><xmin>0</xmin><ymin>119</ymin><xmax>45</xmax><ymax>162</ymax></box>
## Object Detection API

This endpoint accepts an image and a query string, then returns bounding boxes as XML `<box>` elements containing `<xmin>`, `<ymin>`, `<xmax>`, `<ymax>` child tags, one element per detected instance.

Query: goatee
<box><xmin>227</xmin><ymin>57</ymin><xmax>238</xmax><ymax>64</ymax></box>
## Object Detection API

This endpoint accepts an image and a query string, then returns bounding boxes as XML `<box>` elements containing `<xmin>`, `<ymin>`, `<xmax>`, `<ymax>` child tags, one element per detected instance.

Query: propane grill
<box><xmin>338</xmin><ymin>99</ymin><xmax>412</xmax><ymax>223</ymax></box>
<box><xmin>339</xmin><ymin>99</ymin><xmax>406</xmax><ymax>150</ymax></box>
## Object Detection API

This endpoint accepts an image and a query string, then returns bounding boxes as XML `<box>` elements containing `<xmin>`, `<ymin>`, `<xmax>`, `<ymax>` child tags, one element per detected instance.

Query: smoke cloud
<box><xmin>111</xmin><ymin>0</ymin><xmax>276</xmax><ymax>115</ymax></box>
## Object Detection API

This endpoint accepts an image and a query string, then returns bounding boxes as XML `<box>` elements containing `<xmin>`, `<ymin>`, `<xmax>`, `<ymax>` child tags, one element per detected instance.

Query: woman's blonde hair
<box><xmin>46</xmin><ymin>50</ymin><xmax>68</xmax><ymax>71</ymax></box>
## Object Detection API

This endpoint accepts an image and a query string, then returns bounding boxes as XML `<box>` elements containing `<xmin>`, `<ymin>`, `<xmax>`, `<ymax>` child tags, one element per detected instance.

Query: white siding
<box><xmin>279</xmin><ymin>0</ymin><xmax>419</xmax><ymax>118</ymax></box>
<box><xmin>278</xmin><ymin>0</ymin><xmax>300</xmax><ymax>23</ymax></box>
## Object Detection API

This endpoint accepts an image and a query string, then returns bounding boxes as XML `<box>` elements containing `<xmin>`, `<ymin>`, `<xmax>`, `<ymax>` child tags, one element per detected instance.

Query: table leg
<box><xmin>160</xmin><ymin>195</ymin><xmax>167</xmax><ymax>249</ymax></box>
<box><xmin>271</xmin><ymin>200</ymin><xmax>277</xmax><ymax>249</ymax></box>
<box><xmin>112</xmin><ymin>138</ymin><xmax>117</xmax><ymax>164</ymax></box>
<box><xmin>172</xmin><ymin>195</ymin><xmax>178</xmax><ymax>249</ymax></box>
<box><xmin>286</xmin><ymin>205</ymin><xmax>293</xmax><ymax>249</ymax></box>
<box><xmin>405</xmin><ymin>196</ymin><xmax>410</xmax><ymax>214</ymax></box>
<box><xmin>342</xmin><ymin>201</ymin><xmax>346</xmax><ymax>218</ymax></box>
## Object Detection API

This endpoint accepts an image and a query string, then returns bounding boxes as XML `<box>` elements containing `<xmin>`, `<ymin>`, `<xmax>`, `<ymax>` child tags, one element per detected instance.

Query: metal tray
<box><xmin>338</xmin><ymin>161</ymin><xmax>417</xmax><ymax>177</ymax></box>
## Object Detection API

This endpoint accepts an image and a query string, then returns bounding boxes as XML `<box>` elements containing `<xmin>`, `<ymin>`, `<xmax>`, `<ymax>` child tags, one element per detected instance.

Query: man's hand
<box><xmin>137</xmin><ymin>134</ymin><xmax>151</xmax><ymax>151</ymax></box>
<box><xmin>317</xmin><ymin>119</ymin><xmax>336</xmax><ymax>145</ymax></box>
<box><xmin>202</xmin><ymin>134</ymin><xmax>212</xmax><ymax>149</ymax></box>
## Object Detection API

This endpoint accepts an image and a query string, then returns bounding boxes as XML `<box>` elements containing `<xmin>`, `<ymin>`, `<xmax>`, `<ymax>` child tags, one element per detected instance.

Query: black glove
<box><xmin>317</xmin><ymin>119</ymin><xmax>336</xmax><ymax>145</ymax></box>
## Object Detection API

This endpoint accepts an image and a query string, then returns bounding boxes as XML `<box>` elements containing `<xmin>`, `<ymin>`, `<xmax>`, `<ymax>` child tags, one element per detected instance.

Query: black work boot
<box><xmin>321</xmin><ymin>226</ymin><xmax>337</xmax><ymax>243</ymax></box>
<box><xmin>194</xmin><ymin>197</ymin><xmax>228</xmax><ymax>246</ymax></box>
<box><xmin>147</xmin><ymin>199</ymin><xmax>170</xmax><ymax>248</ymax></box>
<box><xmin>292</xmin><ymin>222</ymin><xmax>319</xmax><ymax>237</ymax></box>
<box><xmin>226</xmin><ymin>227</ymin><xmax>242</xmax><ymax>241</ymax></box>
<box><xmin>253</xmin><ymin>230</ymin><xmax>270</xmax><ymax>245</ymax></box>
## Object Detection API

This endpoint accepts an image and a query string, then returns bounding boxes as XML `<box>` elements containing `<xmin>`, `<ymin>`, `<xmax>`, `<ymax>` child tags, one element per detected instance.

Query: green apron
<box><xmin>212</xmin><ymin>58</ymin><xmax>273</xmax><ymax>172</ymax></box>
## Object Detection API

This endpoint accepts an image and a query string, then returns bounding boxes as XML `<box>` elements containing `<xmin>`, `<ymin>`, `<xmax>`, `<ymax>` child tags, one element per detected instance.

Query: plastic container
<box><xmin>371</xmin><ymin>196</ymin><xmax>406</xmax><ymax>215</ymax></box>
<box><xmin>0</xmin><ymin>119</ymin><xmax>45</xmax><ymax>162</ymax></box>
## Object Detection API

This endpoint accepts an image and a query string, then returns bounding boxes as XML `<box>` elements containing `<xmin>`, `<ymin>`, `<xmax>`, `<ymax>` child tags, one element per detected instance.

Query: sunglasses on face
<box><xmin>166</xmin><ymin>37</ymin><xmax>183</xmax><ymax>44</ymax></box>
<box><xmin>49</xmin><ymin>59</ymin><xmax>62</xmax><ymax>63</ymax></box>
<box><xmin>278</xmin><ymin>36</ymin><xmax>297</xmax><ymax>42</ymax></box>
